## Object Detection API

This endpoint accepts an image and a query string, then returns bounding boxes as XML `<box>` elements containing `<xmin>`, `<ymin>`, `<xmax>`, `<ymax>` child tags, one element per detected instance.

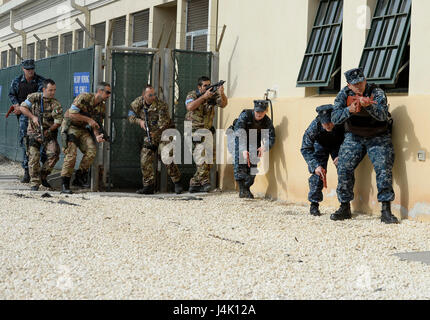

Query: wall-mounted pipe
<box><xmin>10</xmin><ymin>10</ymin><xmax>27</xmax><ymax>59</ymax></box>
<box><xmin>71</xmin><ymin>0</ymin><xmax>92</xmax><ymax>47</ymax></box>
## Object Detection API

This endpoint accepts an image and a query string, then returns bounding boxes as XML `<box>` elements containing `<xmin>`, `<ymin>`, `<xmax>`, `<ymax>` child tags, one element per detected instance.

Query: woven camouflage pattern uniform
<box><xmin>332</xmin><ymin>84</ymin><xmax>395</xmax><ymax>203</ymax></box>
<box><xmin>61</xmin><ymin>93</ymin><xmax>106</xmax><ymax>178</ymax></box>
<box><xmin>128</xmin><ymin>96</ymin><xmax>181</xmax><ymax>187</ymax></box>
<box><xmin>185</xmin><ymin>90</ymin><xmax>222</xmax><ymax>186</ymax></box>
<box><xmin>21</xmin><ymin>92</ymin><xmax>63</xmax><ymax>187</ymax></box>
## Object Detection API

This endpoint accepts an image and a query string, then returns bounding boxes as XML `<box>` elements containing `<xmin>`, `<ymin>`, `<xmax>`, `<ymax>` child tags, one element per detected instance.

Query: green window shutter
<box><xmin>297</xmin><ymin>0</ymin><xmax>343</xmax><ymax>87</ymax></box>
<box><xmin>359</xmin><ymin>0</ymin><xmax>411</xmax><ymax>84</ymax></box>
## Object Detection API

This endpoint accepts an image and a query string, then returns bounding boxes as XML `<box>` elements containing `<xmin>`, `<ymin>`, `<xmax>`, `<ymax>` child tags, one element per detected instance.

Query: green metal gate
<box><xmin>171</xmin><ymin>49</ymin><xmax>212</xmax><ymax>190</ymax></box>
<box><xmin>108</xmin><ymin>51</ymin><xmax>154</xmax><ymax>190</ymax></box>
<box><xmin>0</xmin><ymin>47</ymin><xmax>95</xmax><ymax>168</ymax></box>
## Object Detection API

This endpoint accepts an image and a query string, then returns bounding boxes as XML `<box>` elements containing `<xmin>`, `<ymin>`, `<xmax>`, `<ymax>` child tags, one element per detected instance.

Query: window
<box><xmin>132</xmin><ymin>9</ymin><xmax>149</xmax><ymax>47</ymax></box>
<box><xmin>61</xmin><ymin>32</ymin><xmax>73</xmax><ymax>53</ymax></box>
<box><xmin>112</xmin><ymin>16</ymin><xmax>126</xmax><ymax>46</ymax></box>
<box><xmin>186</xmin><ymin>0</ymin><xmax>209</xmax><ymax>51</ymax></box>
<box><xmin>27</xmin><ymin>43</ymin><xmax>35</xmax><ymax>60</ymax></box>
<box><xmin>297</xmin><ymin>0</ymin><xmax>343</xmax><ymax>88</ymax></box>
<box><xmin>9</xmin><ymin>49</ymin><xmax>16</xmax><ymax>66</ymax></box>
<box><xmin>359</xmin><ymin>0</ymin><xmax>411</xmax><ymax>90</ymax></box>
<box><xmin>76</xmin><ymin>29</ymin><xmax>84</xmax><ymax>49</ymax></box>
<box><xmin>93</xmin><ymin>22</ymin><xmax>106</xmax><ymax>46</ymax></box>
<box><xmin>48</xmin><ymin>36</ymin><xmax>59</xmax><ymax>56</ymax></box>
<box><xmin>37</xmin><ymin>40</ymin><xmax>46</xmax><ymax>59</ymax></box>
<box><xmin>1</xmin><ymin>51</ymin><xmax>7</xmax><ymax>68</ymax></box>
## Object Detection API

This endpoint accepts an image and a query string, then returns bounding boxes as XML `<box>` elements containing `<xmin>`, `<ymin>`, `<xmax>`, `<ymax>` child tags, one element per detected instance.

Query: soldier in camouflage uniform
<box><xmin>301</xmin><ymin>104</ymin><xmax>344</xmax><ymax>216</ymax></box>
<box><xmin>19</xmin><ymin>79</ymin><xmax>63</xmax><ymax>191</ymax></box>
<box><xmin>233</xmin><ymin>100</ymin><xmax>275</xmax><ymax>199</ymax></box>
<box><xmin>60</xmin><ymin>82</ymin><xmax>111</xmax><ymax>194</ymax></box>
<box><xmin>128</xmin><ymin>85</ymin><xmax>183</xmax><ymax>194</ymax></box>
<box><xmin>330</xmin><ymin>68</ymin><xmax>399</xmax><ymax>224</ymax></box>
<box><xmin>185</xmin><ymin>76</ymin><xmax>228</xmax><ymax>193</ymax></box>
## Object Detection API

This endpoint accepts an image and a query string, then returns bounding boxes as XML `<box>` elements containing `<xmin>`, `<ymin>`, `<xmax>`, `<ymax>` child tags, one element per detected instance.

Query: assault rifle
<box><xmin>38</xmin><ymin>112</ymin><xmax>45</xmax><ymax>144</ymax></box>
<box><xmin>196</xmin><ymin>80</ymin><xmax>225</xmax><ymax>99</ymax></box>
<box><xmin>142</xmin><ymin>107</ymin><xmax>157</xmax><ymax>151</ymax></box>
<box><xmin>346</xmin><ymin>95</ymin><xmax>376</xmax><ymax>113</ymax></box>
<box><xmin>80</xmin><ymin>111</ymin><xmax>111</xmax><ymax>143</ymax></box>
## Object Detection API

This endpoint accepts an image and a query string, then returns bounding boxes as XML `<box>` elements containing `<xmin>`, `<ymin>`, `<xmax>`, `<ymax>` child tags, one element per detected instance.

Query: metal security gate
<box><xmin>170</xmin><ymin>49</ymin><xmax>213</xmax><ymax>190</ymax></box>
<box><xmin>107</xmin><ymin>48</ymin><xmax>156</xmax><ymax>190</ymax></box>
<box><xmin>0</xmin><ymin>46</ymin><xmax>97</xmax><ymax>169</ymax></box>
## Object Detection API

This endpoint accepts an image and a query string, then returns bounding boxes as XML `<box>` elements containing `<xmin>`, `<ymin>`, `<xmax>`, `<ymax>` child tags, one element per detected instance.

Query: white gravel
<box><xmin>0</xmin><ymin>157</ymin><xmax>429</xmax><ymax>300</ymax></box>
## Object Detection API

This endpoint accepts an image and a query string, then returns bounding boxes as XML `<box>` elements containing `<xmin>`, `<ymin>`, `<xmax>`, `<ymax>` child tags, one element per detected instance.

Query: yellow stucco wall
<box><xmin>217</xmin><ymin>0</ymin><xmax>430</xmax><ymax>222</ymax></box>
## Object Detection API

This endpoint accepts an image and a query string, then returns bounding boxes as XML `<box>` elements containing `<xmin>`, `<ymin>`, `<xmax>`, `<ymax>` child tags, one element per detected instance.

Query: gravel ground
<box><xmin>0</xmin><ymin>157</ymin><xmax>429</xmax><ymax>300</ymax></box>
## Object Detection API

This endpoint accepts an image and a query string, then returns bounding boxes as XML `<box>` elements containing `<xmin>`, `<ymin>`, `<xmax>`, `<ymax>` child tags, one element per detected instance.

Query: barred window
<box><xmin>77</xmin><ymin>29</ymin><xmax>84</xmax><ymax>50</ymax></box>
<box><xmin>297</xmin><ymin>0</ymin><xmax>343</xmax><ymax>88</ymax></box>
<box><xmin>48</xmin><ymin>36</ymin><xmax>59</xmax><ymax>56</ymax></box>
<box><xmin>112</xmin><ymin>16</ymin><xmax>126</xmax><ymax>46</ymax></box>
<box><xmin>93</xmin><ymin>22</ymin><xmax>106</xmax><ymax>46</ymax></box>
<box><xmin>9</xmin><ymin>49</ymin><xmax>16</xmax><ymax>66</ymax></box>
<box><xmin>186</xmin><ymin>0</ymin><xmax>209</xmax><ymax>51</ymax></box>
<box><xmin>1</xmin><ymin>51</ymin><xmax>7</xmax><ymax>68</ymax></box>
<box><xmin>61</xmin><ymin>32</ymin><xmax>73</xmax><ymax>53</ymax></box>
<box><xmin>37</xmin><ymin>40</ymin><xmax>46</xmax><ymax>59</ymax></box>
<box><xmin>27</xmin><ymin>43</ymin><xmax>35</xmax><ymax>60</ymax></box>
<box><xmin>359</xmin><ymin>0</ymin><xmax>411</xmax><ymax>87</ymax></box>
<box><xmin>132</xmin><ymin>9</ymin><xmax>149</xmax><ymax>47</ymax></box>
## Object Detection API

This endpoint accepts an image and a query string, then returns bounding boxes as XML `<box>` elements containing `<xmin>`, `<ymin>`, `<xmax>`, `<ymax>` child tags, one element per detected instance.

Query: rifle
<box><xmin>80</xmin><ymin>111</ymin><xmax>111</xmax><ymax>143</ymax></box>
<box><xmin>38</xmin><ymin>112</ymin><xmax>45</xmax><ymax>144</ymax></box>
<box><xmin>5</xmin><ymin>105</ymin><xmax>15</xmax><ymax>118</ymax></box>
<box><xmin>346</xmin><ymin>95</ymin><xmax>376</xmax><ymax>112</ymax></box>
<box><xmin>143</xmin><ymin>107</ymin><xmax>157</xmax><ymax>151</ymax></box>
<box><xmin>196</xmin><ymin>80</ymin><xmax>226</xmax><ymax>99</ymax></box>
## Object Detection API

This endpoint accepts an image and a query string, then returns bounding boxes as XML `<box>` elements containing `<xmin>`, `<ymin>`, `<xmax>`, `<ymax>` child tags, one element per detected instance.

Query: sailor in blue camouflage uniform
<box><xmin>233</xmin><ymin>100</ymin><xmax>275</xmax><ymax>198</ymax></box>
<box><xmin>301</xmin><ymin>104</ymin><xmax>344</xmax><ymax>216</ymax></box>
<box><xmin>8</xmin><ymin>59</ymin><xmax>46</xmax><ymax>183</ymax></box>
<box><xmin>330</xmin><ymin>67</ymin><xmax>399</xmax><ymax>224</ymax></box>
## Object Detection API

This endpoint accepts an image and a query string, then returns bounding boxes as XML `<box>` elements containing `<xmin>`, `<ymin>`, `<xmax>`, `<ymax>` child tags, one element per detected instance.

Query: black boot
<box><xmin>174</xmin><ymin>182</ymin><xmax>183</xmax><ymax>194</ymax></box>
<box><xmin>136</xmin><ymin>184</ymin><xmax>155</xmax><ymax>195</ymax></box>
<box><xmin>243</xmin><ymin>180</ymin><xmax>254</xmax><ymax>199</ymax></box>
<box><xmin>80</xmin><ymin>170</ymin><xmax>91</xmax><ymax>188</ymax></box>
<box><xmin>189</xmin><ymin>185</ymin><xmax>201</xmax><ymax>193</ymax></box>
<box><xmin>381</xmin><ymin>202</ymin><xmax>399</xmax><ymax>224</ymax></box>
<box><xmin>238</xmin><ymin>181</ymin><xmax>246</xmax><ymax>198</ymax></box>
<box><xmin>21</xmin><ymin>168</ymin><xmax>30</xmax><ymax>183</ymax></box>
<box><xmin>61</xmin><ymin>177</ymin><xmax>73</xmax><ymax>194</ymax></box>
<box><xmin>310</xmin><ymin>202</ymin><xmax>321</xmax><ymax>216</ymax></box>
<box><xmin>41</xmin><ymin>179</ymin><xmax>52</xmax><ymax>189</ymax></box>
<box><xmin>201</xmin><ymin>183</ymin><xmax>212</xmax><ymax>193</ymax></box>
<box><xmin>330</xmin><ymin>202</ymin><xmax>352</xmax><ymax>221</ymax></box>
<box><xmin>72</xmin><ymin>170</ymin><xmax>84</xmax><ymax>187</ymax></box>
<box><xmin>30</xmin><ymin>185</ymin><xmax>39</xmax><ymax>191</ymax></box>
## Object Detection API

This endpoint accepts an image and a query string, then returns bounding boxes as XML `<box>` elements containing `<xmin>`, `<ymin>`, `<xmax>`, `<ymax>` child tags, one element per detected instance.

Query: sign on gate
<box><xmin>73</xmin><ymin>72</ymin><xmax>91</xmax><ymax>96</ymax></box>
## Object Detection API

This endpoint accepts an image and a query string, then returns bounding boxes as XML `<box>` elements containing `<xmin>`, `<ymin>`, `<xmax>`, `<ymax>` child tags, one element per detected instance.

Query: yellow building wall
<box><xmin>217</xmin><ymin>0</ymin><xmax>430</xmax><ymax>222</ymax></box>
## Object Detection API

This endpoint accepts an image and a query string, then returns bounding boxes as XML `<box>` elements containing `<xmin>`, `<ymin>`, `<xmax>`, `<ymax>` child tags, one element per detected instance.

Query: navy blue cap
<box><xmin>316</xmin><ymin>104</ymin><xmax>333</xmax><ymax>124</ymax></box>
<box><xmin>22</xmin><ymin>59</ymin><xmax>35</xmax><ymax>70</ymax></box>
<box><xmin>344</xmin><ymin>67</ymin><xmax>365</xmax><ymax>84</ymax></box>
<box><xmin>254</xmin><ymin>100</ymin><xmax>269</xmax><ymax>112</ymax></box>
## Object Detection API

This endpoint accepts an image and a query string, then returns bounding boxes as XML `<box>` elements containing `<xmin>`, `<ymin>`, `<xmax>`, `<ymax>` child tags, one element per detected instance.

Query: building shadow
<box><xmin>391</xmin><ymin>105</ymin><xmax>426</xmax><ymax>219</ymax></box>
<box><xmin>351</xmin><ymin>155</ymin><xmax>374</xmax><ymax>215</ymax></box>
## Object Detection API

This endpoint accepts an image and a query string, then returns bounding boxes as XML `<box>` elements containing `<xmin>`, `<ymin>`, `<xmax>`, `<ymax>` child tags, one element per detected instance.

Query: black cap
<box><xmin>316</xmin><ymin>104</ymin><xmax>333</xmax><ymax>124</ymax></box>
<box><xmin>254</xmin><ymin>100</ymin><xmax>269</xmax><ymax>112</ymax></box>
<box><xmin>22</xmin><ymin>59</ymin><xmax>35</xmax><ymax>70</ymax></box>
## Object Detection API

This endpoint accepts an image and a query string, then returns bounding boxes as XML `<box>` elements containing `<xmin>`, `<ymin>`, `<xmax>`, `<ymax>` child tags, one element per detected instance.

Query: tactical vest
<box><xmin>231</xmin><ymin>109</ymin><xmax>271</xmax><ymax>149</ymax></box>
<box><xmin>18</xmin><ymin>79</ymin><xmax>39</xmax><ymax>104</ymax></box>
<box><xmin>315</xmin><ymin>120</ymin><xmax>344</xmax><ymax>150</ymax></box>
<box><xmin>345</xmin><ymin>84</ymin><xmax>391</xmax><ymax>137</ymax></box>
